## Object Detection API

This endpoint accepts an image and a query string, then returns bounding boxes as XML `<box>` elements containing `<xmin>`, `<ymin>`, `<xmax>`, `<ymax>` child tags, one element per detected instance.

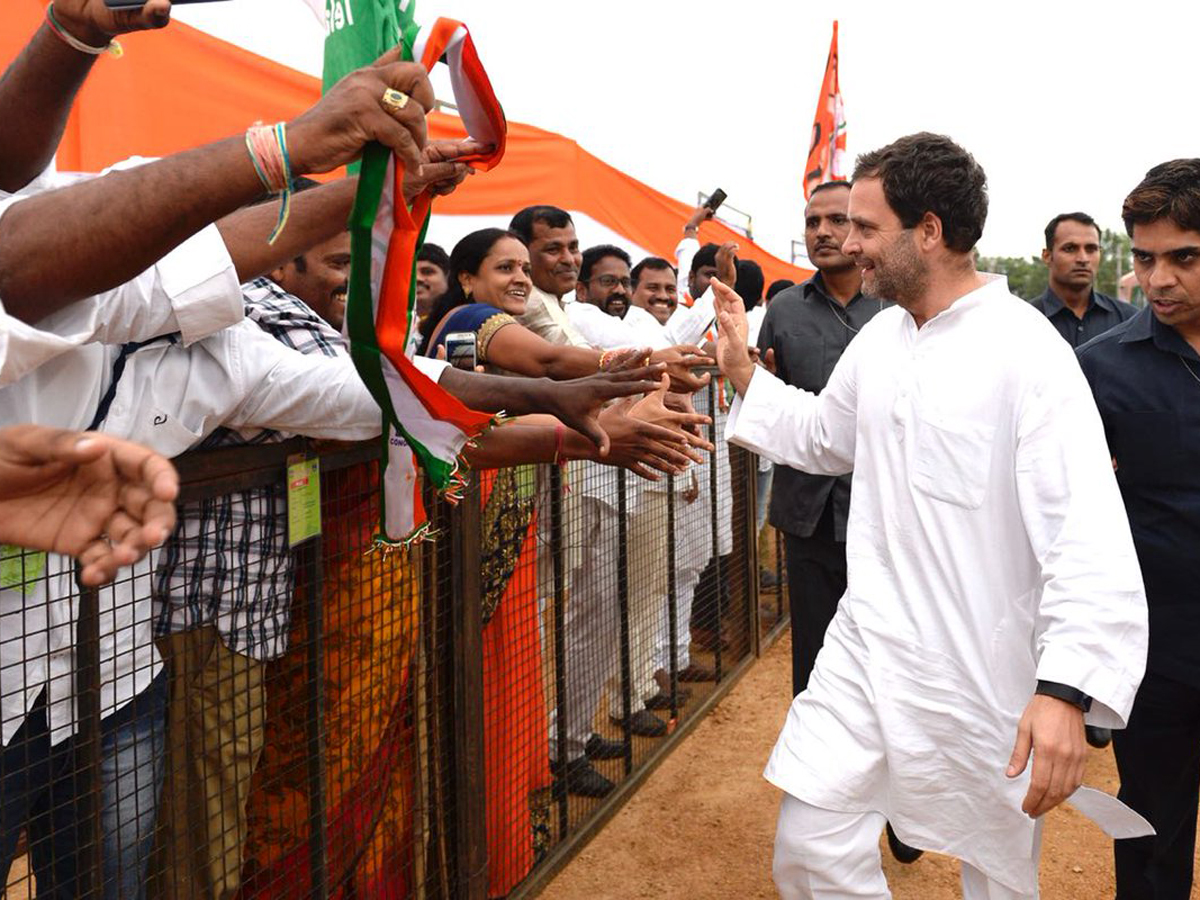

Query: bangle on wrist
<box><xmin>244</xmin><ymin>122</ymin><xmax>295</xmax><ymax>244</ymax></box>
<box><xmin>45</xmin><ymin>4</ymin><xmax>122</xmax><ymax>57</ymax></box>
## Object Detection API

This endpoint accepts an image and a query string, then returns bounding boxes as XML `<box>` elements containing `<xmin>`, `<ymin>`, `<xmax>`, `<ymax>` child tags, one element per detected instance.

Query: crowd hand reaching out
<box><xmin>539</xmin><ymin>363</ymin><xmax>668</xmax><ymax>456</ymax></box>
<box><xmin>648</xmin><ymin>344</ymin><xmax>713</xmax><ymax>394</ymax></box>
<box><xmin>402</xmin><ymin>138</ymin><xmax>494</xmax><ymax>203</ymax></box>
<box><xmin>1006</xmin><ymin>694</ymin><xmax>1088</xmax><ymax>819</ymax></box>
<box><xmin>287</xmin><ymin>46</ymin><xmax>436</xmax><ymax>178</ymax></box>
<box><xmin>597</xmin><ymin>377</ymin><xmax>711</xmax><ymax>480</ymax></box>
<box><xmin>712</xmin><ymin>279</ymin><xmax>757</xmax><ymax>397</ymax></box>
<box><xmin>52</xmin><ymin>0</ymin><xmax>173</xmax><ymax>45</ymax></box>
<box><xmin>664</xmin><ymin>390</ymin><xmax>709</xmax><ymax>443</ymax></box>
<box><xmin>0</xmin><ymin>425</ymin><xmax>179</xmax><ymax>586</ymax></box>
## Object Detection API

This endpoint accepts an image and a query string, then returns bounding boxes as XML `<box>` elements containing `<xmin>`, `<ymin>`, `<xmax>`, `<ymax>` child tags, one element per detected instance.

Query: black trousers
<box><xmin>782</xmin><ymin>504</ymin><xmax>846</xmax><ymax>697</ymax></box>
<box><xmin>1113</xmin><ymin>669</ymin><xmax>1200</xmax><ymax>900</ymax></box>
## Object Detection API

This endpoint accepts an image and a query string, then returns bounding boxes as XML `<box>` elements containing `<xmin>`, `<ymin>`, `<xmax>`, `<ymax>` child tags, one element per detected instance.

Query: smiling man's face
<box><xmin>631</xmin><ymin>263</ymin><xmax>678</xmax><ymax>324</ymax></box>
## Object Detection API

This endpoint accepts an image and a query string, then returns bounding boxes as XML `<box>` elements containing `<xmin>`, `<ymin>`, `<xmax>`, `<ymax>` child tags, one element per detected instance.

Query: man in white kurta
<box><xmin>716</xmin><ymin>133</ymin><xmax>1147</xmax><ymax>899</ymax></box>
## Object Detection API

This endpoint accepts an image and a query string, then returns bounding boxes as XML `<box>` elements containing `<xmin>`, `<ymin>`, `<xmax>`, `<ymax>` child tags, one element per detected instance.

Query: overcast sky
<box><xmin>176</xmin><ymin>0</ymin><xmax>1195</xmax><ymax>261</ymax></box>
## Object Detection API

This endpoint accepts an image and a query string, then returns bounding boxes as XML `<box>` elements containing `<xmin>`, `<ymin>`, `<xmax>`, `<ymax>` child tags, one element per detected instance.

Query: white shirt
<box><xmin>727</xmin><ymin>275</ymin><xmax>1146</xmax><ymax>893</ymax></box>
<box><xmin>0</xmin><ymin>310</ymin><xmax>447</xmax><ymax>746</ymax></box>
<box><xmin>564</xmin><ymin>300</ymin><xmax>670</xmax><ymax>352</ymax></box>
<box><xmin>0</xmin><ymin>215</ymin><xmax>243</xmax><ymax>387</ymax></box>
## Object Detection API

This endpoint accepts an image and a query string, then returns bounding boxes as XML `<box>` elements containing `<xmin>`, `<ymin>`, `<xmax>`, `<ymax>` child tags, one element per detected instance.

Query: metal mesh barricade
<box><xmin>0</xmin><ymin>406</ymin><xmax>776</xmax><ymax>900</ymax></box>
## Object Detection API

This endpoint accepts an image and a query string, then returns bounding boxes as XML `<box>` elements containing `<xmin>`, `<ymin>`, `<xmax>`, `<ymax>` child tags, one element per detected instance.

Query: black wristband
<box><xmin>1035</xmin><ymin>680</ymin><xmax>1092</xmax><ymax>713</ymax></box>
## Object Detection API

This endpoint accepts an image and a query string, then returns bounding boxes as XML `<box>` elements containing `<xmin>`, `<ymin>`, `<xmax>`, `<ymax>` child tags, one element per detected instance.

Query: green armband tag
<box><xmin>286</xmin><ymin>455</ymin><xmax>322</xmax><ymax>548</ymax></box>
<box><xmin>0</xmin><ymin>545</ymin><xmax>47</xmax><ymax>597</ymax></box>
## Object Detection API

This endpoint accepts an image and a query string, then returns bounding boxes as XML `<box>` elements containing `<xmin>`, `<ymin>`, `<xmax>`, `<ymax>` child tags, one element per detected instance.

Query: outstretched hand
<box><xmin>543</xmin><ymin>363</ymin><xmax>667</xmax><ymax>455</ymax></box>
<box><xmin>1006</xmin><ymin>693</ymin><xmax>1088</xmax><ymax>819</ymax></box>
<box><xmin>0</xmin><ymin>425</ymin><xmax>179</xmax><ymax>586</ymax></box>
<box><xmin>649</xmin><ymin>344</ymin><xmax>713</xmax><ymax>394</ymax></box>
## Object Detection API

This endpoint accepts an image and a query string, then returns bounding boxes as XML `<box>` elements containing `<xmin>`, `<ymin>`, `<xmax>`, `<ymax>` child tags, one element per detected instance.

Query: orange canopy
<box><xmin>2</xmin><ymin>3</ymin><xmax>811</xmax><ymax>285</ymax></box>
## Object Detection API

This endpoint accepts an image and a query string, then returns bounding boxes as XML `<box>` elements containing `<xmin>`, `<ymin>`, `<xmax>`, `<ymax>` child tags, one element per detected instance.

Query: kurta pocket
<box><xmin>912</xmin><ymin>413</ymin><xmax>996</xmax><ymax>509</ymax></box>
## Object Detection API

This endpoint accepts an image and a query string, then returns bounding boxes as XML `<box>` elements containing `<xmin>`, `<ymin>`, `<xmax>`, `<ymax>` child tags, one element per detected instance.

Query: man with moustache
<box><xmin>568</xmin><ymin>245</ymin><xmax>635</xmax><ymax>341</ymax></box>
<box><xmin>1077</xmin><ymin>159</ymin><xmax>1200</xmax><ymax>899</ymax></box>
<box><xmin>714</xmin><ymin>132</ymin><xmax>1146</xmax><ymax>899</ymax></box>
<box><xmin>629</xmin><ymin>257</ymin><xmax>680</xmax><ymax>327</ymax></box>
<box><xmin>1031</xmin><ymin>211</ymin><xmax>1136</xmax><ymax>348</ymax></box>
<box><xmin>510</xmin><ymin>205</ymin><xmax>591</xmax><ymax>347</ymax></box>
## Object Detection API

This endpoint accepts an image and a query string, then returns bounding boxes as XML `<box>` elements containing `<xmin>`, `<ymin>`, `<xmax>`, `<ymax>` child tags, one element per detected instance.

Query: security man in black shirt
<box><xmin>1078</xmin><ymin>160</ymin><xmax>1200</xmax><ymax>900</ymax></box>
<box><xmin>1031</xmin><ymin>211</ymin><xmax>1137</xmax><ymax>347</ymax></box>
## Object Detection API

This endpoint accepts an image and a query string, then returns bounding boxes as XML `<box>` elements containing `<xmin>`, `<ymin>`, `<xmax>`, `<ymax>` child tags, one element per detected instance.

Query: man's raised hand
<box><xmin>712</xmin><ymin>279</ymin><xmax>756</xmax><ymax>396</ymax></box>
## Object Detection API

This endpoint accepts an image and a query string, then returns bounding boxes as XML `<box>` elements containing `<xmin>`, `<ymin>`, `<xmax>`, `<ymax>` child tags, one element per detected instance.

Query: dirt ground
<box><xmin>540</xmin><ymin>632</ymin><xmax>1200</xmax><ymax>900</ymax></box>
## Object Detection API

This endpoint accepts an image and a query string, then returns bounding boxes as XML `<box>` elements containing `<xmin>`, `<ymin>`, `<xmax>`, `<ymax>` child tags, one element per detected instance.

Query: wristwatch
<box><xmin>1035</xmin><ymin>680</ymin><xmax>1092</xmax><ymax>713</ymax></box>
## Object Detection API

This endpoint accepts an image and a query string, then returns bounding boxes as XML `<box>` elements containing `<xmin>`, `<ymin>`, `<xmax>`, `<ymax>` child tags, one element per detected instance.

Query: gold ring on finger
<box><xmin>381</xmin><ymin>88</ymin><xmax>411</xmax><ymax>112</ymax></box>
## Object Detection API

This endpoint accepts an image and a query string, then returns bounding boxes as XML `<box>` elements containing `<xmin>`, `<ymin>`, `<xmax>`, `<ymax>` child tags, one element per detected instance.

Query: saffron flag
<box><xmin>324</xmin><ymin>1</ymin><xmax>507</xmax><ymax>545</ymax></box>
<box><xmin>803</xmin><ymin>21</ymin><xmax>847</xmax><ymax>199</ymax></box>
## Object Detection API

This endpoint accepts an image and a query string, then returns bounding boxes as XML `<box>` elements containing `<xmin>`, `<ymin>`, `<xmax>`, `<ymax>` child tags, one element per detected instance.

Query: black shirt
<box><xmin>756</xmin><ymin>275</ymin><xmax>889</xmax><ymax>540</ymax></box>
<box><xmin>1031</xmin><ymin>287</ymin><xmax>1137</xmax><ymax>348</ymax></box>
<box><xmin>1077</xmin><ymin>308</ymin><xmax>1200</xmax><ymax>687</ymax></box>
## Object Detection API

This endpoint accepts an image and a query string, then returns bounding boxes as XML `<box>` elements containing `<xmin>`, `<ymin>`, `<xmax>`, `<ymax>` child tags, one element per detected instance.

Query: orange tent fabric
<box><xmin>2</xmin><ymin>3</ymin><xmax>811</xmax><ymax>285</ymax></box>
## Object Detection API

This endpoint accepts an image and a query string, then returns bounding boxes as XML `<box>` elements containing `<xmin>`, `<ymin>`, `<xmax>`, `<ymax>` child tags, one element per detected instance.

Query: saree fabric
<box><xmin>238</xmin><ymin>463</ymin><xmax>420</xmax><ymax>898</ymax></box>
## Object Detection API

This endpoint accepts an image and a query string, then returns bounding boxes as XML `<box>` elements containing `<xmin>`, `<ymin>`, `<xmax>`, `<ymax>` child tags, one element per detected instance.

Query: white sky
<box><xmin>175</xmin><ymin>0</ymin><xmax>1196</xmax><ymax>261</ymax></box>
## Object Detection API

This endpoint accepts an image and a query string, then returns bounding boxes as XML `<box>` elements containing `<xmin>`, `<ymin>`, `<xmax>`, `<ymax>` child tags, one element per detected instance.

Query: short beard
<box><xmin>866</xmin><ymin>231</ymin><xmax>928</xmax><ymax>307</ymax></box>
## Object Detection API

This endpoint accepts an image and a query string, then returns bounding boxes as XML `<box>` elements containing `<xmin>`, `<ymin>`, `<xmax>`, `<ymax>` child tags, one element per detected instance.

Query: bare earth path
<box><xmin>540</xmin><ymin>632</ymin><xmax>1200</xmax><ymax>900</ymax></box>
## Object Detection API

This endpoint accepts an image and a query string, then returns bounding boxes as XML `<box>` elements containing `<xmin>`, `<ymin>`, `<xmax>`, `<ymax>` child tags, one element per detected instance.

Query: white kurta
<box><xmin>726</xmin><ymin>276</ymin><xmax>1146</xmax><ymax>894</ymax></box>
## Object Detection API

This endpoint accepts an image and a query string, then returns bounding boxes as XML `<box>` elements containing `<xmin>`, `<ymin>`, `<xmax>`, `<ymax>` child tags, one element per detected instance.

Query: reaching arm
<box><xmin>0</xmin><ymin>49</ymin><xmax>436</xmax><ymax>323</ymax></box>
<box><xmin>436</xmin><ymin>362</ymin><xmax>666</xmax><ymax>454</ymax></box>
<box><xmin>484</xmin><ymin>321</ymin><xmax>604</xmax><ymax>380</ymax></box>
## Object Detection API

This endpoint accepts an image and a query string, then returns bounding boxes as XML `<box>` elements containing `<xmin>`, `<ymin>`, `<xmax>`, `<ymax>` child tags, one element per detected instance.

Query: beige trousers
<box><xmin>149</xmin><ymin>627</ymin><xmax>266</xmax><ymax>900</ymax></box>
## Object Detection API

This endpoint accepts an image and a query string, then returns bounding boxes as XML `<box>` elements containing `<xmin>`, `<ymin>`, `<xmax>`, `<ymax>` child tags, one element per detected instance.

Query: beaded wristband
<box><xmin>45</xmin><ymin>4</ymin><xmax>122</xmax><ymax>58</ymax></box>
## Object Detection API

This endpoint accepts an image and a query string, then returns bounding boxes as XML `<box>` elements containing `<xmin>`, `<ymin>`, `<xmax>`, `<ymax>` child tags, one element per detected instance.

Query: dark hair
<box><xmin>509</xmin><ymin>205</ymin><xmax>573</xmax><ymax>245</ymax></box>
<box><xmin>1122</xmin><ymin>159</ymin><xmax>1200</xmax><ymax>237</ymax></box>
<box><xmin>809</xmin><ymin>180</ymin><xmax>851</xmax><ymax>198</ymax></box>
<box><xmin>418</xmin><ymin>228</ymin><xmax>522</xmax><ymax>354</ymax></box>
<box><xmin>735</xmin><ymin>259</ymin><xmax>765</xmax><ymax>309</ymax></box>
<box><xmin>417</xmin><ymin>242</ymin><xmax>451</xmax><ymax>275</ymax></box>
<box><xmin>766</xmin><ymin>278</ymin><xmax>795</xmax><ymax>300</ymax></box>
<box><xmin>631</xmin><ymin>256</ymin><xmax>677</xmax><ymax>289</ymax></box>
<box><xmin>852</xmin><ymin>132</ymin><xmax>988</xmax><ymax>253</ymax></box>
<box><xmin>690</xmin><ymin>242</ymin><xmax>720</xmax><ymax>275</ymax></box>
<box><xmin>1044</xmin><ymin>212</ymin><xmax>1100</xmax><ymax>250</ymax></box>
<box><xmin>579</xmin><ymin>244</ymin><xmax>632</xmax><ymax>283</ymax></box>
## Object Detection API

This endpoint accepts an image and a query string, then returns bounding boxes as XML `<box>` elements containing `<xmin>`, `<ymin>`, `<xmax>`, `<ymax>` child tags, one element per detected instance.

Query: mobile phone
<box><xmin>444</xmin><ymin>332</ymin><xmax>478</xmax><ymax>372</ymax></box>
<box><xmin>704</xmin><ymin>188</ymin><xmax>728</xmax><ymax>213</ymax></box>
<box><xmin>104</xmin><ymin>0</ymin><xmax>231</xmax><ymax>7</ymax></box>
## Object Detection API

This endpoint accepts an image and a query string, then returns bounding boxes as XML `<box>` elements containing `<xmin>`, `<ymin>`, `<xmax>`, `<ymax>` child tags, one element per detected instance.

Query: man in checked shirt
<box><xmin>149</xmin><ymin>218</ymin><xmax>355</xmax><ymax>900</ymax></box>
